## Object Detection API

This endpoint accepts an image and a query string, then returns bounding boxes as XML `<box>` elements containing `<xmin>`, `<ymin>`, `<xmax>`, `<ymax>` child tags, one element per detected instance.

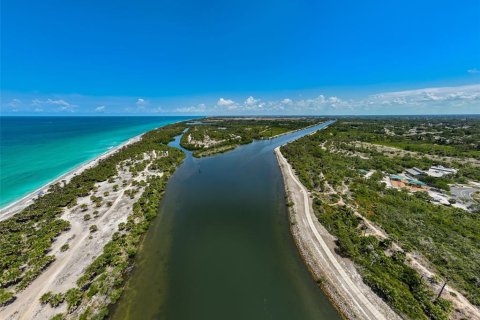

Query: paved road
<box><xmin>276</xmin><ymin>147</ymin><xmax>392</xmax><ymax>320</ymax></box>
<box><xmin>450</xmin><ymin>186</ymin><xmax>478</xmax><ymax>201</ymax></box>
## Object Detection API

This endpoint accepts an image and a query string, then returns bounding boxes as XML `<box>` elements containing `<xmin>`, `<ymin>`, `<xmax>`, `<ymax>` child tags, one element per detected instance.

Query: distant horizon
<box><xmin>2</xmin><ymin>0</ymin><xmax>479</xmax><ymax>115</ymax></box>
<box><xmin>2</xmin><ymin>113</ymin><xmax>479</xmax><ymax>117</ymax></box>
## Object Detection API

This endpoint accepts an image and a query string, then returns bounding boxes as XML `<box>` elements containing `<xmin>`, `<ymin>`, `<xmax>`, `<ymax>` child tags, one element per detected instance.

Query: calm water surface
<box><xmin>113</xmin><ymin>121</ymin><xmax>341</xmax><ymax>320</ymax></box>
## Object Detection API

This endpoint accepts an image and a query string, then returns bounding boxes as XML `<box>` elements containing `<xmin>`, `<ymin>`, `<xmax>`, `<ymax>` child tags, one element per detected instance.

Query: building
<box><xmin>389</xmin><ymin>174</ymin><xmax>405</xmax><ymax>181</ymax></box>
<box><xmin>388</xmin><ymin>174</ymin><xmax>428</xmax><ymax>192</ymax></box>
<box><xmin>427</xmin><ymin>165</ymin><xmax>458</xmax><ymax>177</ymax></box>
<box><xmin>407</xmin><ymin>179</ymin><xmax>427</xmax><ymax>188</ymax></box>
<box><xmin>406</xmin><ymin>167</ymin><xmax>424</xmax><ymax>176</ymax></box>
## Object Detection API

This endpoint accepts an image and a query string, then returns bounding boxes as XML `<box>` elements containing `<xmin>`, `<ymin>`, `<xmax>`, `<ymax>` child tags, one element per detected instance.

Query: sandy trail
<box><xmin>276</xmin><ymin>143</ymin><xmax>480</xmax><ymax>320</ymax></box>
<box><xmin>275</xmin><ymin>147</ymin><xmax>400</xmax><ymax>320</ymax></box>
<box><xmin>1</xmin><ymin>149</ymin><xmax>166</xmax><ymax>320</ymax></box>
<box><xmin>347</xmin><ymin>205</ymin><xmax>480</xmax><ymax>320</ymax></box>
<box><xmin>1</xmin><ymin>181</ymin><xmax>132</xmax><ymax>320</ymax></box>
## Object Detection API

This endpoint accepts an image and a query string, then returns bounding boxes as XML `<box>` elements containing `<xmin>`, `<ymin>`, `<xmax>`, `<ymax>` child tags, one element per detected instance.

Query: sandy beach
<box><xmin>1</xmin><ymin>145</ymin><xmax>167</xmax><ymax>319</ymax></box>
<box><xmin>0</xmin><ymin>131</ymin><xmax>147</xmax><ymax>222</ymax></box>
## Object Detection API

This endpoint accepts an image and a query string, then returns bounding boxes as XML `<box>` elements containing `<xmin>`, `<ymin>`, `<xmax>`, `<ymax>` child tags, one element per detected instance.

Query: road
<box><xmin>275</xmin><ymin>147</ymin><xmax>399</xmax><ymax>320</ymax></box>
<box><xmin>450</xmin><ymin>186</ymin><xmax>478</xmax><ymax>201</ymax></box>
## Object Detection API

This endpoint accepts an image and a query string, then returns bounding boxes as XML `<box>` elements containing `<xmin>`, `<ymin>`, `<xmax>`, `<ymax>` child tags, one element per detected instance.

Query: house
<box><xmin>406</xmin><ymin>167</ymin><xmax>424</xmax><ymax>176</ymax></box>
<box><xmin>388</xmin><ymin>174</ymin><xmax>428</xmax><ymax>191</ymax></box>
<box><xmin>407</xmin><ymin>179</ymin><xmax>427</xmax><ymax>187</ymax></box>
<box><xmin>389</xmin><ymin>174</ymin><xmax>405</xmax><ymax>181</ymax></box>
<box><xmin>427</xmin><ymin>165</ymin><xmax>458</xmax><ymax>177</ymax></box>
<box><xmin>431</xmin><ymin>165</ymin><xmax>457</xmax><ymax>174</ymax></box>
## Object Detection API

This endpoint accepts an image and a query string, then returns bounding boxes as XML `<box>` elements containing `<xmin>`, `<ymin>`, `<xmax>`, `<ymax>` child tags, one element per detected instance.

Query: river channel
<box><xmin>112</xmin><ymin>121</ymin><xmax>341</xmax><ymax>320</ymax></box>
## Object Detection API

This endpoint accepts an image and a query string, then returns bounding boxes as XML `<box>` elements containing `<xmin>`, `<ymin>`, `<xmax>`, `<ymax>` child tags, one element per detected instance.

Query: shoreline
<box><xmin>0</xmin><ymin>127</ymin><xmax>186</xmax><ymax>319</ymax></box>
<box><xmin>275</xmin><ymin>146</ymin><xmax>400</xmax><ymax>320</ymax></box>
<box><xmin>262</xmin><ymin>119</ymin><xmax>334</xmax><ymax>141</ymax></box>
<box><xmin>1</xmin><ymin>129</ymin><xmax>149</xmax><ymax>221</ymax></box>
<box><xmin>0</xmin><ymin>116</ymin><xmax>193</xmax><ymax>220</ymax></box>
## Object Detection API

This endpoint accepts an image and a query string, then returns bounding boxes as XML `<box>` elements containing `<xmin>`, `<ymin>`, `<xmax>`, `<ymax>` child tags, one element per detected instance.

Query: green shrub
<box><xmin>0</xmin><ymin>289</ymin><xmax>15</xmax><ymax>306</ymax></box>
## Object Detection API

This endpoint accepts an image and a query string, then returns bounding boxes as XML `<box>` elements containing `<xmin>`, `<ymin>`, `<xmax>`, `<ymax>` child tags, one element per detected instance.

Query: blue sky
<box><xmin>1</xmin><ymin>0</ymin><xmax>479</xmax><ymax>115</ymax></box>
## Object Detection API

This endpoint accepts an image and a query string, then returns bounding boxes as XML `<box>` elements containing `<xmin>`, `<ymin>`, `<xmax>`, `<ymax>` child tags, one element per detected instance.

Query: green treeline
<box><xmin>281</xmin><ymin>118</ymin><xmax>480</xmax><ymax>319</ymax></box>
<box><xmin>181</xmin><ymin>118</ymin><xmax>321</xmax><ymax>157</ymax></box>
<box><xmin>332</xmin><ymin>117</ymin><xmax>480</xmax><ymax>159</ymax></box>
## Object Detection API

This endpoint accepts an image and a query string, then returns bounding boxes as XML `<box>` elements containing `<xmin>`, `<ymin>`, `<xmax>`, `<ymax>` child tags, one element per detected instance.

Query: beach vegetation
<box><xmin>0</xmin><ymin>288</ymin><xmax>15</xmax><ymax>306</ymax></box>
<box><xmin>0</xmin><ymin>122</ymin><xmax>188</xmax><ymax>312</ymax></box>
<box><xmin>40</xmin><ymin>292</ymin><xmax>53</xmax><ymax>304</ymax></box>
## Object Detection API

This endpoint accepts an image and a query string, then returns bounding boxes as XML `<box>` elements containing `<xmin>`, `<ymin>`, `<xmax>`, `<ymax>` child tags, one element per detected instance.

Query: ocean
<box><xmin>0</xmin><ymin>116</ymin><xmax>192</xmax><ymax>208</ymax></box>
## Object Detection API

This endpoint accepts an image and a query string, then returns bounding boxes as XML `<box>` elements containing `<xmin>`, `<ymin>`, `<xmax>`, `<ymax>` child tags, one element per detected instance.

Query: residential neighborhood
<box><xmin>378</xmin><ymin>165</ymin><xmax>479</xmax><ymax>211</ymax></box>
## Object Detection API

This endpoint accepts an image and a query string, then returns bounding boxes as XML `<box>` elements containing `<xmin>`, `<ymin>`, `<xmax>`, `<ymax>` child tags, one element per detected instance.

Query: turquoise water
<box><xmin>0</xmin><ymin>116</ymin><xmax>192</xmax><ymax>208</ymax></box>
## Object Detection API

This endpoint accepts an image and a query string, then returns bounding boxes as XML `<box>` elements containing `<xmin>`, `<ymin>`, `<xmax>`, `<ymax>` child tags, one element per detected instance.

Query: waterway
<box><xmin>113</xmin><ymin>121</ymin><xmax>341</xmax><ymax>320</ymax></box>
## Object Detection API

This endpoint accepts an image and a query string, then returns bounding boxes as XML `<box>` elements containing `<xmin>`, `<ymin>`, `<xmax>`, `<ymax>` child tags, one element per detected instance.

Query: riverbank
<box><xmin>111</xmin><ymin>120</ymin><xmax>343</xmax><ymax>320</ymax></box>
<box><xmin>275</xmin><ymin>147</ymin><xmax>400</xmax><ymax>320</ymax></box>
<box><xmin>0</xmin><ymin>124</ymin><xmax>187</xmax><ymax>319</ymax></box>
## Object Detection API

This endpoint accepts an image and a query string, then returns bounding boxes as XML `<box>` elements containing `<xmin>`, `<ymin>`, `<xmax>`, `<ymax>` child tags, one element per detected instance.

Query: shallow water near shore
<box><xmin>0</xmin><ymin>116</ymin><xmax>191</xmax><ymax>208</ymax></box>
<box><xmin>113</xmin><ymin>121</ymin><xmax>341</xmax><ymax>320</ymax></box>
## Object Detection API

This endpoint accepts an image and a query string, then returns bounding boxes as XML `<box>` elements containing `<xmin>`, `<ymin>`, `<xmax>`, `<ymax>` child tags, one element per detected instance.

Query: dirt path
<box><xmin>1</xmin><ymin>181</ymin><xmax>133</xmax><ymax>320</ymax></box>
<box><xmin>348</xmin><ymin>205</ymin><xmax>480</xmax><ymax>320</ymax></box>
<box><xmin>275</xmin><ymin>147</ymin><xmax>400</xmax><ymax>320</ymax></box>
<box><xmin>1</xmin><ymin>150</ymin><xmax>165</xmax><ymax>319</ymax></box>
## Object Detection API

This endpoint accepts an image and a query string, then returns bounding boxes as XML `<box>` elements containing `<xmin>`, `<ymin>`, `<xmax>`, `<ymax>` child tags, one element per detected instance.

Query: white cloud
<box><xmin>7</xmin><ymin>98</ymin><xmax>21</xmax><ymax>107</ymax></box>
<box><xmin>209</xmin><ymin>85</ymin><xmax>480</xmax><ymax>114</ymax></box>
<box><xmin>136</xmin><ymin>98</ymin><xmax>147</xmax><ymax>108</ymax></box>
<box><xmin>369</xmin><ymin>85</ymin><xmax>480</xmax><ymax>105</ymax></box>
<box><xmin>244</xmin><ymin>96</ymin><xmax>259</xmax><ymax>106</ymax></box>
<box><xmin>31</xmin><ymin>98</ymin><xmax>76</xmax><ymax>112</ymax></box>
<box><xmin>467</xmin><ymin>68</ymin><xmax>479</xmax><ymax>74</ymax></box>
<box><xmin>217</xmin><ymin>98</ymin><xmax>235</xmax><ymax>106</ymax></box>
<box><xmin>2</xmin><ymin>84</ymin><xmax>478</xmax><ymax>115</ymax></box>
<box><xmin>7</xmin><ymin>99</ymin><xmax>21</xmax><ymax>111</ymax></box>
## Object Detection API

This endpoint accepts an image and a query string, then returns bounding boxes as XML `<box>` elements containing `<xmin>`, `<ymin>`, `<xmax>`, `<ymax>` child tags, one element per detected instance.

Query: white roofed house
<box><xmin>426</xmin><ymin>165</ymin><xmax>458</xmax><ymax>178</ymax></box>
